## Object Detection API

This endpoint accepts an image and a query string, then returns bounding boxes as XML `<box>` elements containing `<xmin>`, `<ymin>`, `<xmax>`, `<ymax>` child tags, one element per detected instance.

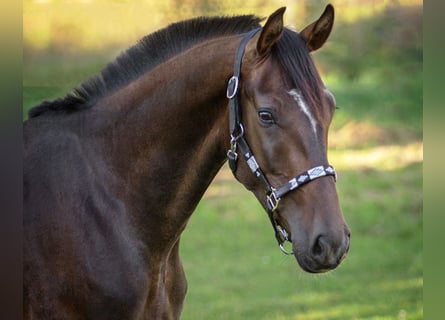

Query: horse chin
<box><xmin>293</xmin><ymin>252</ymin><xmax>339</xmax><ymax>274</ymax></box>
<box><xmin>292</xmin><ymin>244</ymin><xmax>346</xmax><ymax>274</ymax></box>
<box><xmin>295</xmin><ymin>256</ymin><xmax>339</xmax><ymax>274</ymax></box>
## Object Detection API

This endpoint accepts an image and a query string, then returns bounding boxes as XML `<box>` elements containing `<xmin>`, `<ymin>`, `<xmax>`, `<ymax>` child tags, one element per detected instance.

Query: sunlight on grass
<box><xmin>376</xmin><ymin>277</ymin><xmax>423</xmax><ymax>291</ymax></box>
<box><xmin>262</xmin><ymin>272</ymin><xmax>423</xmax><ymax>320</ymax></box>
<box><xmin>24</xmin><ymin>0</ymin><xmax>423</xmax><ymax>54</ymax></box>
<box><xmin>329</xmin><ymin>142</ymin><xmax>423</xmax><ymax>171</ymax></box>
<box><xmin>333</xmin><ymin>0</ymin><xmax>422</xmax><ymax>23</ymax></box>
<box><xmin>23</xmin><ymin>0</ymin><xmax>290</xmax><ymax>53</ymax></box>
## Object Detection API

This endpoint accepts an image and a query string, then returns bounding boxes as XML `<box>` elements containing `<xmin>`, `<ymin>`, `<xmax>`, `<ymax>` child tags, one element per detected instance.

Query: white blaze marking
<box><xmin>288</xmin><ymin>89</ymin><xmax>317</xmax><ymax>134</ymax></box>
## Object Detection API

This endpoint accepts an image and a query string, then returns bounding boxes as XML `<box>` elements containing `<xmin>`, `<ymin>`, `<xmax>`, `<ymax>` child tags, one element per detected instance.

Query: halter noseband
<box><xmin>226</xmin><ymin>28</ymin><xmax>337</xmax><ymax>255</ymax></box>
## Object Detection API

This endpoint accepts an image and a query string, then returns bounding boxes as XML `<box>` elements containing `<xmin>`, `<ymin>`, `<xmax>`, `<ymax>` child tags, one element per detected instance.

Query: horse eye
<box><xmin>258</xmin><ymin>111</ymin><xmax>275</xmax><ymax>125</ymax></box>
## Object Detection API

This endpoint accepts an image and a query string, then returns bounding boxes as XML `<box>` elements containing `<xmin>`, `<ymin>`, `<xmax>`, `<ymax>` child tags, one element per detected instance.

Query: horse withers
<box><xmin>24</xmin><ymin>4</ymin><xmax>350</xmax><ymax>319</ymax></box>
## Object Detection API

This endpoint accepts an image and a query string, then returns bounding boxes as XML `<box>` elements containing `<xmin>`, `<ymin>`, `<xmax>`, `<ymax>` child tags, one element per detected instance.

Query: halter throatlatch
<box><xmin>226</xmin><ymin>29</ymin><xmax>338</xmax><ymax>255</ymax></box>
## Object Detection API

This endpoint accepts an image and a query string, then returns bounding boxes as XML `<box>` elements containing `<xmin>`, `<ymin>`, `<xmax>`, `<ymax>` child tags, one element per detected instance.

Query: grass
<box><xmin>327</xmin><ymin>67</ymin><xmax>422</xmax><ymax>137</ymax></box>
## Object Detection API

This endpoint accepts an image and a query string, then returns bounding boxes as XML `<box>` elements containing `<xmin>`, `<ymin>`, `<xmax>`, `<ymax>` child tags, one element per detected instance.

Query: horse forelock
<box><xmin>271</xmin><ymin>28</ymin><xmax>324</xmax><ymax>109</ymax></box>
<box><xmin>28</xmin><ymin>15</ymin><xmax>263</xmax><ymax>118</ymax></box>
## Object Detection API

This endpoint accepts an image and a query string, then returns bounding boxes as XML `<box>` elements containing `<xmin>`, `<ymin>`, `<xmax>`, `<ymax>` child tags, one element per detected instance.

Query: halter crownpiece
<box><xmin>226</xmin><ymin>29</ymin><xmax>338</xmax><ymax>255</ymax></box>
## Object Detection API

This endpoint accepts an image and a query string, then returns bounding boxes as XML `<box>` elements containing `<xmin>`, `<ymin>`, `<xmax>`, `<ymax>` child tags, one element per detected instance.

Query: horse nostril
<box><xmin>311</xmin><ymin>232</ymin><xmax>350</xmax><ymax>268</ymax></box>
<box><xmin>312</xmin><ymin>235</ymin><xmax>326</xmax><ymax>259</ymax></box>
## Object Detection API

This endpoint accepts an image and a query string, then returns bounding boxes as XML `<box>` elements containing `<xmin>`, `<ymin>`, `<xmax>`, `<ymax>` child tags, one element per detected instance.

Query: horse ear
<box><xmin>300</xmin><ymin>4</ymin><xmax>335</xmax><ymax>52</ymax></box>
<box><xmin>257</xmin><ymin>7</ymin><xmax>286</xmax><ymax>57</ymax></box>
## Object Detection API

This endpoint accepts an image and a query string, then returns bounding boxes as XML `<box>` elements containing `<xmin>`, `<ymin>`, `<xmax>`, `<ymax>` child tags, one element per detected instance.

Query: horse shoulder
<box><xmin>24</xmin><ymin>121</ymin><xmax>149</xmax><ymax>319</ymax></box>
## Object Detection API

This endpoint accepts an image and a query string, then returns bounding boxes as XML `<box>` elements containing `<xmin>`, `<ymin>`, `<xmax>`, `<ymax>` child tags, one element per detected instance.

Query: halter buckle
<box><xmin>266</xmin><ymin>189</ymin><xmax>280</xmax><ymax>212</ymax></box>
<box><xmin>230</xmin><ymin>123</ymin><xmax>244</xmax><ymax>141</ymax></box>
<box><xmin>227</xmin><ymin>124</ymin><xmax>245</xmax><ymax>162</ymax></box>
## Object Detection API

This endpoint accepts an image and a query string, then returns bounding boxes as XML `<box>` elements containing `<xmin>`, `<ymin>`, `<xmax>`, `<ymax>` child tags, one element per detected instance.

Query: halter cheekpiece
<box><xmin>226</xmin><ymin>28</ymin><xmax>337</xmax><ymax>255</ymax></box>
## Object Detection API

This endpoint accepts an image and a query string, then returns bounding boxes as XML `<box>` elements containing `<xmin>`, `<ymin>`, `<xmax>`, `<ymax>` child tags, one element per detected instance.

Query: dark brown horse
<box><xmin>24</xmin><ymin>5</ymin><xmax>350</xmax><ymax>319</ymax></box>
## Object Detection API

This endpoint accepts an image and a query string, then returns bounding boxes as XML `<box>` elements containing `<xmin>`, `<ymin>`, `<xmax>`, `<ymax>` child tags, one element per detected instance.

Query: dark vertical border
<box><xmin>0</xmin><ymin>0</ymin><xmax>22</xmax><ymax>319</ymax></box>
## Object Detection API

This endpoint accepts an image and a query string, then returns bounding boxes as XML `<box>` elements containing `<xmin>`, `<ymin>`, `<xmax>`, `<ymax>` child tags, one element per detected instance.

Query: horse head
<box><xmin>228</xmin><ymin>5</ymin><xmax>350</xmax><ymax>273</ymax></box>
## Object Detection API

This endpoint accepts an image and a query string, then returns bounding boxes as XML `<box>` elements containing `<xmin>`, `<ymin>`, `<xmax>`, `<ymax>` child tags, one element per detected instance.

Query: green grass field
<box><xmin>23</xmin><ymin>3</ymin><xmax>422</xmax><ymax>317</ymax></box>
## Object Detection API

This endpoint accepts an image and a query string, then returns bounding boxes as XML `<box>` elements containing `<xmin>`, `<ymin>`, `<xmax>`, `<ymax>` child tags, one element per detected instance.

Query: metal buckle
<box><xmin>227</xmin><ymin>148</ymin><xmax>238</xmax><ymax>161</ymax></box>
<box><xmin>226</xmin><ymin>76</ymin><xmax>239</xmax><ymax>99</ymax></box>
<box><xmin>266</xmin><ymin>189</ymin><xmax>280</xmax><ymax>212</ymax></box>
<box><xmin>277</xmin><ymin>224</ymin><xmax>289</xmax><ymax>241</ymax></box>
<box><xmin>230</xmin><ymin>123</ymin><xmax>244</xmax><ymax>141</ymax></box>
<box><xmin>227</xmin><ymin>124</ymin><xmax>244</xmax><ymax>161</ymax></box>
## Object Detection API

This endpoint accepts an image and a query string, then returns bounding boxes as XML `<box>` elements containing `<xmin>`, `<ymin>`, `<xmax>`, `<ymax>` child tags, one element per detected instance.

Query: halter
<box><xmin>226</xmin><ymin>28</ymin><xmax>337</xmax><ymax>255</ymax></box>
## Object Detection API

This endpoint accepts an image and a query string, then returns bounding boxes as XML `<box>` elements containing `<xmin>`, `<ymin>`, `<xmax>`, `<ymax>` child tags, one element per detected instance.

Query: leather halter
<box><xmin>226</xmin><ymin>28</ymin><xmax>337</xmax><ymax>255</ymax></box>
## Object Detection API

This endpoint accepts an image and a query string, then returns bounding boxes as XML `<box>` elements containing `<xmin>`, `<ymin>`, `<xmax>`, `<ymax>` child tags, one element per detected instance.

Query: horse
<box><xmin>24</xmin><ymin>4</ymin><xmax>350</xmax><ymax>319</ymax></box>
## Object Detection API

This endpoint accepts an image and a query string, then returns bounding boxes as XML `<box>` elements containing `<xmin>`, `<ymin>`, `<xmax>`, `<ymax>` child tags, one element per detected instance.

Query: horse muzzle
<box><xmin>293</xmin><ymin>227</ymin><xmax>351</xmax><ymax>273</ymax></box>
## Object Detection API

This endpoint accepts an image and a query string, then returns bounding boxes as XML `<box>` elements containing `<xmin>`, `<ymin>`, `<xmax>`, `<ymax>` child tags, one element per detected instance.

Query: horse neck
<box><xmin>93</xmin><ymin>36</ymin><xmax>239</xmax><ymax>243</ymax></box>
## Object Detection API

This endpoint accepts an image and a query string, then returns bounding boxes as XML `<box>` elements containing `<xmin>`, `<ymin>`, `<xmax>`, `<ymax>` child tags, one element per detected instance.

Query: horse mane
<box><xmin>28</xmin><ymin>15</ymin><xmax>263</xmax><ymax>118</ymax></box>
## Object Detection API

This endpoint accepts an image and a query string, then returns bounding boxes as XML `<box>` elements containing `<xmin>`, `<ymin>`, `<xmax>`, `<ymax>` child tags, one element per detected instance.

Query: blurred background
<box><xmin>23</xmin><ymin>0</ymin><xmax>422</xmax><ymax>319</ymax></box>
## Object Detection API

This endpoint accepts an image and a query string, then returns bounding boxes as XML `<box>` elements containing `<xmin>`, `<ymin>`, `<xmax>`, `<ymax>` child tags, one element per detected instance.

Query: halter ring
<box><xmin>279</xmin><ymin>242</ymin><xmax>294</xmax><ymax>255</ymax></box>
<box><xmin>277</xmin><ymin>225</ymin><xmax>293</xmax><ymax>255</ymax></box>
<box><xmin>226</xmin><ymin>76</ymin><xmax>239</xmax><ymax>99</ymax></box>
